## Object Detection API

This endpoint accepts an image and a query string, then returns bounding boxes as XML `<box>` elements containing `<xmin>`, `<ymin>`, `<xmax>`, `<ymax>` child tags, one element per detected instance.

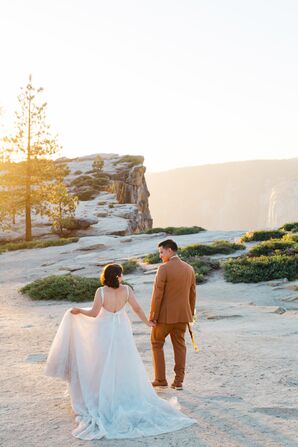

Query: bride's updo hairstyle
<box><xmin>100</xmin><ymin>263</ymin><xmax>123</xmax><ymax>288</ymax></box>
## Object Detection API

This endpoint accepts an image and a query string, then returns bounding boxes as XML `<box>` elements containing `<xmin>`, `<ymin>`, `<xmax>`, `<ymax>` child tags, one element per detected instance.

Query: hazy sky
<box><xmin>0</xmin><ymin>0</ymin><xmax>297</xmax><ymax>172</ymax></box>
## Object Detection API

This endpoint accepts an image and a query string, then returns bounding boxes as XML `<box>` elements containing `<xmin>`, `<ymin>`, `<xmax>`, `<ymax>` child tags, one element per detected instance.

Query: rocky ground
<box><xmin>1</xmin><ymin>231</ymin><xmax>298</xmax><ymax>447</ymax></box>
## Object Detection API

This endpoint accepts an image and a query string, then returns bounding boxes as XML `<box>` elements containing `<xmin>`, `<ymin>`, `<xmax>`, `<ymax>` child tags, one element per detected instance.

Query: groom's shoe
<box><xmin>151</xmin><ymin>380</ymin><xmax>168</xmax><ymax>388</ymax></box>
<box><xmin>170</xmin><ymin>383</ymin><xmax>183</xmax><ymax>390</ymax></box>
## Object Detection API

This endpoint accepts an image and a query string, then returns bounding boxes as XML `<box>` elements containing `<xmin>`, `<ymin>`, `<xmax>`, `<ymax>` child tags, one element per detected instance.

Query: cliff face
<box><xmin>146</xmin><ymin>158</ymin><xmax>298</xmax><ymax>231</ymax></box>
<box><xmin>109</xmin><ymin>164</ymin><xmax>153</xmax><ymax>233</ymax></box>
<box><xmin>0</xmin><ymin>153</ymin><xmax>153</xmax><ymax>241</ymax></box>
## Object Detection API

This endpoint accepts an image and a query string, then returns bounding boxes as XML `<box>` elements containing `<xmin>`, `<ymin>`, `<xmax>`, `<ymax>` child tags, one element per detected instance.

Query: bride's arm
<box><xmin>71</xmin><ymin>288</ymin><xmax>102</xmax><ymax>317</ymax></box>
<box><xmin>127</xmin><ymin>287</ymin><xmax>155</xmax><ymax>327</ymax></box>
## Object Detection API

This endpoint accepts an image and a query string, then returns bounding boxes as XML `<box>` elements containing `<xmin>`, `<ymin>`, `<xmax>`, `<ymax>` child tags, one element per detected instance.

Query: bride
<box><xmin>45</xmin><ymin>263</ymin><xmax>196</xmax><ymax>440</ymax></box>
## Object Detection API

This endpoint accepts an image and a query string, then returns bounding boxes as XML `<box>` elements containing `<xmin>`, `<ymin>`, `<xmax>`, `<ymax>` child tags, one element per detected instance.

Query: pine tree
<box><xmin>2</xmin><ymin>75</ymin><xmax>60</xmax><ymax>240</ymax></box>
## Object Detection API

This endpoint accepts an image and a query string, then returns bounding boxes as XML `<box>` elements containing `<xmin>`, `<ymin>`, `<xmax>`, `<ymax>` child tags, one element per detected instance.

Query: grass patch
<box><xmin>223</xmin><ymin>254</ymin><xmax>298</xmax><ymax>283</ymax></box>
<box><xmin>0</xmin><ymin>237</ymin><xmax>79</xmax><ymax>254</ymax></box>
<box><xmin>145</xmin><ymin>226</ymin><xmax>206</xmax><ymax>235</ymax></box>
<box><xmin>279</xmin><ymin>222</ymin><xmax>298</xmax><ymax>233</ymax></box>
<box><xmin>240</xmin><ymin>230</ymin><xmax>285</xmax><ymax>242</ymax></box>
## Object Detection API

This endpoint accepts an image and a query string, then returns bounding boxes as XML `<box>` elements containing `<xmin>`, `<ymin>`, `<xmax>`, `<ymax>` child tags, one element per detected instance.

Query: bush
<box><xmin>77</xmin><ymin>190</ymin><xmax>96</xmax><ymax>201</ymax></box>
<box><xmin>74</xmin><ymin>170</ymin><xmax>82</xmax><ymax>175</ymax></box>
<box><xmin>71</xmin><ymin>175</ymin><xmax>95</xmax><ymax>188</ymax></box>
<box><xmin>223</xmin><ymin>254</ymin><xmax>298</xmax><ymax>283</ymax></box>
<box><xmin>283</xmin><ymin>233</ymin><xmax>298</xmax><ymax>243</ymax></box>
<box><xmin>180</xmin><ymin>240</ymin><xmax>245</xmax><ymax>257</ymax></box>
<box><xmin>143</xmin><ymin>252</ymin><xmax>161</xmax><ymax>264</ymax></box>
<box><xmin>20</xmin><ymin>275</ymin><xmax>133</xmax><ymax>301</ymax></box>
<box><xmin>0</xmin><ymin>237</ymin><xmax>79</xmax><ymax>254</ymax></box>
<box><xmin>145</xmin><ymin>226</ymin><xmax>206</xmax><ymax>235</ymax></box>
<box><xmin>108</xmin><ymin>203</ymin><xmax>114</xmax><ymax>208</ymax></box>
<box><xmin>188</xmin><ymin>257</ymin><xmax>220</xmax><ymax>283</ymax></box>
<box><xmin>20</xmin><ymin>275</ymin><xmax>100</xmax><ymax>301</ymax></box>
<box><xmin>143</xmin><ymin>240</ymin><xmax>244</xmax><ymax>264</ymax></box>
<box><xmin>143</xmin><ymin>251</ymin><xmax>220</xmax><ymax>283</ymax></box>
<box><xmin>72</xmin><ymin>174</ymin><xmax>109</xmax><ymax>188</ymax></box>
<box><xmin>113</xmin><ymin>155</ymin><xmax>144</xmax><ymax>167</ymax></box>
<box><xmin>122</xmin><ymin>259</ymin><xmax>138</xmax><ymax>274</ymax></box>
<box><xmin>248</xmin><ymin>239</ymin><xmax>297</xmax><ymax>257</ymax></box>
<box><xmin>240</xmin><ymin>230</ymin><xmax>285</xmax><ymax>242</ymax></box>
<box><xmin>279</xmin><ymin>222</ymin><xmax>298</xmax><ymax>233</ymax></box>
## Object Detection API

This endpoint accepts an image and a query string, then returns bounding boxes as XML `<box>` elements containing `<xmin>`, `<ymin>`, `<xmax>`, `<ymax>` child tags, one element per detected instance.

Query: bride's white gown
<box><xmin>45</xmin><ymin>285</ymin><xmax>196</xmax><ymax>440</ymax></box>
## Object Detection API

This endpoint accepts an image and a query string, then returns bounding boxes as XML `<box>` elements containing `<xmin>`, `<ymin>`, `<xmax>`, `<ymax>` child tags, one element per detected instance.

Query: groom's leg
<box><xmin>151</xmin><ymin>323</ymin><xmax>171</xmax><ymax>384</ymax></box>
<box><xmin>170</xmin><ymin>323</ymin><xmax>187</xmax><ymax>385</ymax></box>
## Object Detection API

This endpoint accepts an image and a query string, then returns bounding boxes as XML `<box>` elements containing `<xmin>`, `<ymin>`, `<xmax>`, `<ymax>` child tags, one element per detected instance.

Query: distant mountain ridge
<box><xmin>146</xmin><ymin>158</ymin><xmax>298</xmax><ymax>231</ymax></box>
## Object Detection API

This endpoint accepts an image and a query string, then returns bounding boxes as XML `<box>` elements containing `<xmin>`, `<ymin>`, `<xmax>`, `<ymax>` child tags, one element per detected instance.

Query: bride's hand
<box><xmin>71</xmin><ymin>307</ymin><xmax>81</xmax><ymax>315</ymax></box>
<box><xmin>147</xmin><ymin>321</ymin><xmax>156</xmax><ymax>328</ymax></box>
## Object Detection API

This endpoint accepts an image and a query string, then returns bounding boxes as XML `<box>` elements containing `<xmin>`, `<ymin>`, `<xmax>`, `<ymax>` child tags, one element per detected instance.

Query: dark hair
<box><xmin>158</xmin><ymin>239</ymin><xmax>178</xmax><ymax>251</ymax></box>
<box><xmin>100</xmin><ymin>263</ymin><xmax>123</xmax><ymax>288</ymax></box>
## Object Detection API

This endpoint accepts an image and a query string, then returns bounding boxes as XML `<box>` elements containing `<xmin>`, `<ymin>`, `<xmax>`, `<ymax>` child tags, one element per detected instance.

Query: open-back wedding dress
<box><xmin>45</xmin><ymin>285</ymin><xmax>196</xmax><ymax>440</ymax></box>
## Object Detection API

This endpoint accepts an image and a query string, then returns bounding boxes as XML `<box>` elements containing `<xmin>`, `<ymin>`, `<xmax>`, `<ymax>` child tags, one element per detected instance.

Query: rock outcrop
<box><xmin>0</xmin><ymin>153</ymin><xmax>153</xmax><ymax>241</ymax></box>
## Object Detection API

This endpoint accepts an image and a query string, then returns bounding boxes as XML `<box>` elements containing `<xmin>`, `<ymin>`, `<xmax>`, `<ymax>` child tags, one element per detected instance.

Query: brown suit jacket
<box><xmin>149</xmin><ymin>255</ymin><xmax>197</xmax><ymax>324</ymax></box>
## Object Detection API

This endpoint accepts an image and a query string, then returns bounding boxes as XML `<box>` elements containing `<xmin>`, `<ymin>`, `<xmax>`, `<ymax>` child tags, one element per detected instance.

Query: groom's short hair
<box><xmin>158</xmin><ymin>239</ymin><xmax>178</xmax><ymax>251</ymax></box>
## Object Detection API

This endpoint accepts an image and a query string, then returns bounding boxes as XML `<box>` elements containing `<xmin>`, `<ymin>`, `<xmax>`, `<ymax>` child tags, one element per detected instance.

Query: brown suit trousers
<box><xmin>150</xmin><ymin>256</ymin><xmax>197</xmax><ymax>385</ymax></box>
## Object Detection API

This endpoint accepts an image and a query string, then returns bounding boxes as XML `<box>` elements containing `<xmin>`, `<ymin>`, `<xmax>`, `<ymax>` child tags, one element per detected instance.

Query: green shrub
<box><xmin>223</xmin><ymin>254</ymin><xmax>298</xmax><ymax>283</ymax></box>
<box><xmin>20</xmin><ymin>275</ymin><xmax>100</xmax><ymax>301</ymax></box>
<box><xmin>279</xmin><ymin>222</ymin><xmax>298</xmax><ymax>233</ymax></box>
<box><xmin>283</xmin><ymin>233</ymin><xmax>298</xmax><ymax>243</ymax></box>
<box><xmin>143</xmin><ymin>252</ymin><xmax>219</xmax><ymax>283</ymax></box>
<box><xmin>180</xmin><ymin>240</ymin><xmax>245</xmax><ymax>257</ymax></box>
<box><xmin>108</xmin><ymin>203</ymin><xmax>114</xmax><ymax>208</ymax></box>
<box><xmin>143</xmin><ymin>240</ymin><xmax>244</xmax><ymax>264</ymax></box>
<box><xmin>74</xmin><ymin>170</ymin><xmax>82</xmax><ymax>175</ymax></box>
<box><xmin>71</xmin><ymin>174</ymin><xmax>110</xmax><ymax>191</ymax></box>
<box><xmin>188</xmin><ymin>257</ymin><xmax>220</xmax><ymax>283</ymax></box>
<box><xmin>0</xmin><ymin>237</ymin><xmax>79</xmax><ymax>254</ymax></box>
<box><xmin>77</xmin><ymin>190</ymin><xmax>96</xmax><ymax>201</ymax></box>
<box><xmin>248</xmin><ymin>239</ymin><xmax>297</xmax><ymax>257</ymax></box>
<box><xmin>122</xmin><ymin>259</ymin><xmax>138</xmax><ymax>274</ymax></box>
<box><xmin>20</xmin><ymin>275</ymin><xmax>133</xmax><ymax>301</ymax></box>
<box><xmin>240</xmin><ymin>230</ymin><xmax>285</xmax><ymax>242</ymax></box>
<box><xmin>113</xmin><ymin>155</ymin><xmax>144</xmax><ymax>167</ymax></box>
<box><xmin>143</xmin><ymin>252</ymin><xmax>161</xmax><ymax>264</ymax></box>
<box><xmin>145</xmin><ymin>226</ymin><xmax>206</xmax><ymax>235</ymax></box>
<box><xmin>71</xmin><ymin>175</ymin><xmax>95</xmax><ymax>188</ymax></box>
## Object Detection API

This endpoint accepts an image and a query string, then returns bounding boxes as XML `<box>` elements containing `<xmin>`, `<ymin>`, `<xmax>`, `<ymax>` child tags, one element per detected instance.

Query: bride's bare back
<box><xmin>102</xmin><ymin>284</ymin><xmax>129</xmax><ymax>313</ymax></box>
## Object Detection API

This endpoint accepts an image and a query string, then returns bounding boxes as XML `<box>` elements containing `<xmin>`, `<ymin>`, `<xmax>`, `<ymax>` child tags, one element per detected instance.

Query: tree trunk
<box><xmin>25</xmin><ymin>94</ymin><xmax>32</xmax><ymax>241</ymax></box>
<box><xmin>25</xmin><ymin>176</ymin><xmax>32</xmax><ymax>241</ymax></box>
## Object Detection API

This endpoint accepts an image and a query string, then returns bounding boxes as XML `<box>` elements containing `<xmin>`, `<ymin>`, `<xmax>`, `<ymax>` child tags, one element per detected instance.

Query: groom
<box><xmin>149</xmin><ymin>239</ymin><xmax>197</xmax><ymax>390</ymax></box>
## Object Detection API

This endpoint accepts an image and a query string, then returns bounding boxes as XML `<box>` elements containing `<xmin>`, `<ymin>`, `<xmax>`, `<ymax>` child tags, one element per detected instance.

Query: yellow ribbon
<box><xmin>188</xmin><ymin>323</ymin><xmax>199</xmax><ymax>352</ymax></box>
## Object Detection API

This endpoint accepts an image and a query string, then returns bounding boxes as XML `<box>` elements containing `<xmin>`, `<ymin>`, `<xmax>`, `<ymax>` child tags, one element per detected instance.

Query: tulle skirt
<box><xmin>45</xmin><ymin>307</ymin><xmax>196</xmax><ymax>440</ymax></box>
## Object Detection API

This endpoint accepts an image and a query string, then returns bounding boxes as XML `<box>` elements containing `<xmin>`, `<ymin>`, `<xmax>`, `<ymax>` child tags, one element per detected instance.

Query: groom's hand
<box><xmin>150</xmin><ymin>320</ymin><xmax>157</xmax><ymax>327</ymax></box>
